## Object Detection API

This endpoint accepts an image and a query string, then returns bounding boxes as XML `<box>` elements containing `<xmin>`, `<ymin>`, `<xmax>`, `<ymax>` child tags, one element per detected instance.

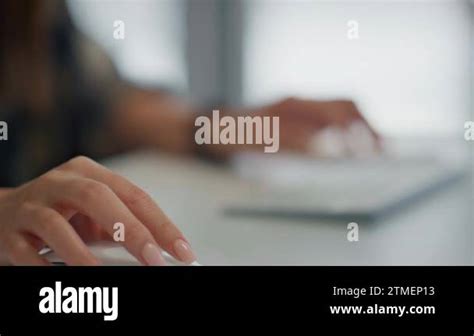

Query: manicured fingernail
<box><xmin>142</xmin><ymin>243</ymin><xmax>166</xmax><ymax>266</ymax></box>
<box><xmin>173</xmin><ymin>239</ymin><xmax>197</xmax><ymax>264</ymax></box>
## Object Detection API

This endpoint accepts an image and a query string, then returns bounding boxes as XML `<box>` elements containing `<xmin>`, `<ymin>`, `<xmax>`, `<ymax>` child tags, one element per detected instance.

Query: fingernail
<box><xmin>173</xmin><ymin>239</ymin><xmax>197</xmax><ymax>264</ymax></box>
<box><xmin>142</xmin><ymin>243</ymin><xmax>166</xmax><ymax>266</ymax></box>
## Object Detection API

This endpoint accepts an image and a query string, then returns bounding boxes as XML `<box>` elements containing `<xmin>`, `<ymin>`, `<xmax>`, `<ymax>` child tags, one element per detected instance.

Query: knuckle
<box><xmin>36</xmin><ymin>170</ymin><xmax>60</xmax><ymax>186</ymax></box>
<box><xmin>62</xmin><ymin>155</ymin><xmax>96</xmax><ymax>171</ymax></box>
<box><xmin>124</xmin><ymin>185</ymin><xmax>152</xmax><ymax>207</ymax></box>
<box><xmin>124</xmin><ymin>225</ymin><xmax>149</xmax><ymax>246</ymax></box>
<box><xmin>19</xmin><ymin>202</ymin><xmax>39</xmax><ymax>219</ymax></box>
<box><xmin>20</xmin><ymin>174</ymin><xmax>56</xmax><ymax>199</ymax></box>
<box><xmin>71</xmin><ymin>155</ymin><xmax>94</xmax><ymax>165</ymax></box>
<box><xmin>76</xmin><ymin>180</ymin><xmax>111</xmax><ymax>203</ymax></box>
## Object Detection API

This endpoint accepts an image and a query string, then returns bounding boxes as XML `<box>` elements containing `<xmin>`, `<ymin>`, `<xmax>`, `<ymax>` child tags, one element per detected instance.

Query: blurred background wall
<box><xmin>67</xmin><ymin>0</ymin><xmax>187</xmax><ymax>91</ymax></box>
<box><xmin>67</xmin><ymin>0</ymin><xmax>472</xmax><ymax>137</ymax></box>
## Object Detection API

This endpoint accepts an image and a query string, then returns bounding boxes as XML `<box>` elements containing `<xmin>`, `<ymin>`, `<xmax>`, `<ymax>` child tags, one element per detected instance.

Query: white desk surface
<box><xmin>102</xmin><ymin>150</ymin><xmax>473</xmax><ymax>266</ymax></box>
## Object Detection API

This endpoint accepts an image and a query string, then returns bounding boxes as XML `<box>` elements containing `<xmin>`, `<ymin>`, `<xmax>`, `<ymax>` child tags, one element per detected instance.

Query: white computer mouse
<box><xmin>40</xmin><ymin>241</ymin><xmax>201</xmax><ymax>266</ymax></box>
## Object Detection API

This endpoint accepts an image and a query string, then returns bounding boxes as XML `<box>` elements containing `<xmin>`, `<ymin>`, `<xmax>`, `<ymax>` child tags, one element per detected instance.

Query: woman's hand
<box><xmin>0</xmin><ymin>156</ymin><xmax>196</xmax><ymax>266</ymax></box>
<box><xmin>206</xmin><ymin>97</ymin><xmax>380</xmax><ymax>158</ymax></box>
<box><xmin>254</xmin><ymin>97</ymin><xmax>380</xmax><ymax>153</ymax></box>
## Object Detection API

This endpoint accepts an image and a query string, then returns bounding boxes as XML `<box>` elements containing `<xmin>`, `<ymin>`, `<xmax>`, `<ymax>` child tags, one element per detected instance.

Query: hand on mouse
<box><xmin>0</xmin><ymin>156</ymin><xmax>196</xmax><ymax>266</ymax></box>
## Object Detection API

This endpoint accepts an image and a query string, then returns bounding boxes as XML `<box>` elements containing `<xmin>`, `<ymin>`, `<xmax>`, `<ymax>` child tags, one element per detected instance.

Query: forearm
<box><xmin>110</xmin><ymin>88</ymin><xmax>245</xmax><ymax>160</ymax></box>
<box><xmin>112</xmin><ymin>88</ymin><xmax>197</xmax><ymax>154</ymax></box>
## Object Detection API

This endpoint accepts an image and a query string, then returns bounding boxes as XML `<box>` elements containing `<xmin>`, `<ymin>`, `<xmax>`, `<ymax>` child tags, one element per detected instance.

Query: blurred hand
<box><xmin>252</xmin><ymin>97</ymin><xmax>380</xmax><ymax>155</ymax></box>
<box><xmin>206</xmin><ymin>97</ymin><xmax>380</xmax><ymax>158</ymax></box>
<box><xmin>0</xmin><ymin>156</ymin><xmax>196</xmax><ymax>266</ymax></box>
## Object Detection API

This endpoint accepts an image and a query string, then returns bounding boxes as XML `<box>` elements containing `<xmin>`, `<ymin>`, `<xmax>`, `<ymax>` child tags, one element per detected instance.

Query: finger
<box><xmin>63</xmin><ymin>157</ymin><xmax>196</xmax><ymax>263</ymax></box>
<box><xmin>96</xmin><ymin>173</ymin><xmax>196</xmax><ymax>264</ymax></box>
<box><xmin>317</xmin><ymin>105</ymin><xmax>381</xmax><ymax>156</ymax></box>
<box><xmin>344</xmin><ymin>121</ymin><xmax>380</xmax><ymax>156</ymax></box>
<box><xmin>342</xmin><ymin>100</ymin><xmax>381</xmax><ymax>145</ymax></box>
<box><xmin>23</xmin><ymin>232</ymin><xmax>47</xmax><ymax>251</ymax></box>
<box><xmin>283</xmin><ymin>99</ymin><xmax>382</xmax><ymax>151</ymax></box>
<box><xmin>5</xmin><ymin>234</ymin><xmax>49</xmax><ymax>266</ymax></box>
<box><xmin>299</xmin><ymin>100</ymin><xmax>361</xmax><ymax>128</ymax></box>
<box><xmin>70</xmin><ymin>213</ymin><xmax>112</xmax><ymax>243</ymax></box>
<box><xmin>276</xmin><ymin>99</ymin><xmax>373</xmax><ymax>133</ymax></box>
<box><xmin>45</xmin><ymin>172</ymin><xmax>166</xmax><ymax>266</ymax></box>
<box><xmin>262</xmin><ymin>98</ymin><xmax>328</xmax><ymax>128</ymax></box>
<box><xmin>279</xmin><ymin>122</ymin><xmax>316</xmax><ymax>153</ymax></box>
<box><xmin>25</xmin><ymin>205</ymin><xmax>100</xmax><ymax>266</ymax></box>
<box><xmin>308</xmin><ymin>126</ymin><xmax>349</xmax><ymax>158</ymax></box>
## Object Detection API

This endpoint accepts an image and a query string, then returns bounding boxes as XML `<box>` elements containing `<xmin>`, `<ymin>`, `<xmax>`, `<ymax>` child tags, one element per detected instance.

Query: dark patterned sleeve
<box><xmin>65</xmin><ymin>31</ymin><xmax>128</xmax><ymax>159</ymax></box>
